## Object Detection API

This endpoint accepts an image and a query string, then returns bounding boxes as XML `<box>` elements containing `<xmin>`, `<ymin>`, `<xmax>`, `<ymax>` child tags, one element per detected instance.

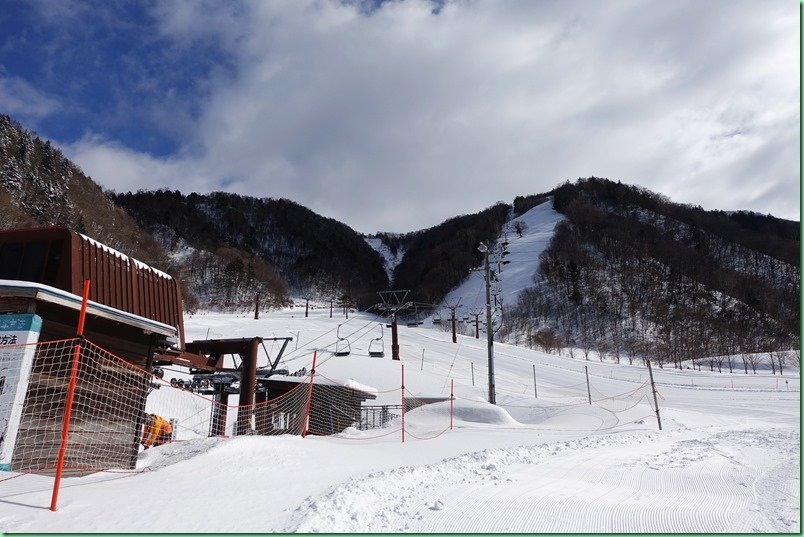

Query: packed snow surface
<box><xmin>0</xmin><ymin>307</ymin><xmax>798</xmax><ymax>533</ymax></box>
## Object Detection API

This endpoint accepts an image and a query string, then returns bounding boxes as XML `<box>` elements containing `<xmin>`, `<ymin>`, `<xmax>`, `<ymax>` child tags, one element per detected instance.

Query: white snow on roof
<box><xmin>0</xmin><ymin>279</ymin><xmax>178</xmax><ymax>335</ymax></box>
<box><xmin>79</xmin><ymin>233</ymin><xmax>173</xmax><ymax>280</ymax></box>
<box><xmin>269</xmin><ymin>373</ymin><xmax>378</xmax><ymax>396</ymax></box>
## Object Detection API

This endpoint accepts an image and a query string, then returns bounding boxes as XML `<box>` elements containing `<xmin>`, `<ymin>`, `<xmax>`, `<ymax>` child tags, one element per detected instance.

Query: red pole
<box><xmin>302</xmin><ymin>351</ymin><xmax>317</xmax><ymax>438</ymax></box>
<box><xmin>401</xmin><ymin>364</ymin><xmax>405</xmax><ymax>443</ymax></box>
<box><xmin>450</xmin><ymin>379</ymin><xmax>454</xmax><ymax>430</ymax></box>
<box><xmin>50</xmin><ymin>279</ymin><xmax>90</xmax><ymax>512</ymax></box>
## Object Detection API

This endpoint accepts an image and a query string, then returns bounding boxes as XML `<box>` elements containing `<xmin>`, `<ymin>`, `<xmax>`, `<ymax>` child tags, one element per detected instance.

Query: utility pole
<box><xmin>478</xmin><ymin>242</ymin><xmax>496</xmax><ymax>405</ymax></box>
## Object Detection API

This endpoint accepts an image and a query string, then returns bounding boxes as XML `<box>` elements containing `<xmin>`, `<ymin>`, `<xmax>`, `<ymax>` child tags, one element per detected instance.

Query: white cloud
<box><xmin>0</xmin><ymin>75</ymin><xmax>60</xmax><ymax>120</ymax></box>
<box><xmin>64</xmin><ymin>134</ymin><xmax>217</xmax><ymax>194</ymax></box>
<box><xmin>65</xmin><ymin>0</ymin><xmax>800</xmax><ymax>232</ymax></box>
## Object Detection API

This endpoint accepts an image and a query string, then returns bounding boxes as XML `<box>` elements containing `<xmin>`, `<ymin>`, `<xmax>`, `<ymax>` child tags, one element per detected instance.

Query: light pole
<box><xmin>478</xmin><ymin>242</ymin><xmax>496</xmax><ymax>404</ymax></box>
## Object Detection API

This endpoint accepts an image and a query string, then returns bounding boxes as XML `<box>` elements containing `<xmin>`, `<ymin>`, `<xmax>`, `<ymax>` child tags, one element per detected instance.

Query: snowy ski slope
<box><xmin>434</xmin><ymin>200</ymin><xmax>563</xmax><ymax>319</ymax></box>
<box><xmin>0</xmin><ymin>307</ymin><xmax>798</xmax><ymax>533</ymax></box>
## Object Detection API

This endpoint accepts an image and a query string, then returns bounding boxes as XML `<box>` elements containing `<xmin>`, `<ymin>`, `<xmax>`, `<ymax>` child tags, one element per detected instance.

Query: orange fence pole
<box><xmin>401</xmin><ymin>364</ymin><xmax>405</xmax><ymax>443</ymax></box>
<box><xmin>301</xmin><ymin>351</ymin><xmax>317</xmax><ymax>438</ymax></box>
<box><xmin>50</xmin><ymin>279</ymin><xmax>90</xmax><ymax>512</ymax></box>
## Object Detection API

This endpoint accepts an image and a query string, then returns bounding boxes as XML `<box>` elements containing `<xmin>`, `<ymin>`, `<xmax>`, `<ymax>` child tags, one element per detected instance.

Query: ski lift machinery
<box><xmin>335</xmin><ymin>323</ymin><xmax>351</xmax><ymax>356</ymax></box>
<box><xmin>368</xmin><ymin>324</ymin><xmax>385</xmax><ymax>358</ymax></box>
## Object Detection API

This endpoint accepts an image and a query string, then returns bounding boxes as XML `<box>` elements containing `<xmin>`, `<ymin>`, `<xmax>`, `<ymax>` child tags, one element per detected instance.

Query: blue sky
<box><xmin>0</xmin><ymin>0</ymin><xmax>236</xmax><ymax>156</ymax></box>
<box><xmin>0</xmin><ymin>0</ymin><xmax>799</xmax><ymax>233</ymax></box>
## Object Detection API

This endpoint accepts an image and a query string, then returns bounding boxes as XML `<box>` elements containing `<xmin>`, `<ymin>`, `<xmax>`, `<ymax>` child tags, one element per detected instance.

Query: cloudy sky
<box><xmin>0</xmin><ymin>0</ymin><xmax>799</xmax><ymax>233</ymax></box>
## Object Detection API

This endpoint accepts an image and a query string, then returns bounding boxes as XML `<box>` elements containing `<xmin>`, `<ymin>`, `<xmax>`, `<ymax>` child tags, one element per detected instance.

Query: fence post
<box><xmin>401</xmin><ymin>364</ymin><xmax>405</xmax><ymax>443</ymax></box>
<box><xmin>50</xmin><ymin>279</ymin><xmax>90</xmax><ymax>512</ymax></box>
<box><xmin>532</xmin><ymin>364</ymin><xmax>537</xmax><ymax>399</ymax></box>
<box><xmin>585</xmin><ymin>365</ymin><xmax>592</xmax><ymax>405</ymax></box>
<box><xmin>450</xmin><ymin>379</ymin><xmax>454</xmax><ymax>430</ymax></box>
<box><xmin>646</xmin><ymin>358</ymin><xmax>662</xmax><ymax>431</ymax></box>
<box><xmin>471</xmin><ymin>362</ymin><xmax>474</xmax><ymax>386</ymax></box>
<box><xmin>301</xmin><ymin>351</ymin><xmax>317</xmax><ymax>438</ymax></box>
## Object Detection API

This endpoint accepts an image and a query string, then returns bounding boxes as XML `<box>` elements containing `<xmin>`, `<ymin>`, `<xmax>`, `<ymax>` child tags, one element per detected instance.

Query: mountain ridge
<box><xmin>0</xmin><ymin>114</ymin><xmax>798</xmax><ymax>360</ymax></box>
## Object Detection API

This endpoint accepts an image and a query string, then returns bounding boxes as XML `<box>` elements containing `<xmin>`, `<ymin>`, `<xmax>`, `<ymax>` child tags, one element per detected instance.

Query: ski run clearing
<box><xmin>0</xmin><ymin>306</ymin><xmax>799</xmax><ymax>533</ymax></box>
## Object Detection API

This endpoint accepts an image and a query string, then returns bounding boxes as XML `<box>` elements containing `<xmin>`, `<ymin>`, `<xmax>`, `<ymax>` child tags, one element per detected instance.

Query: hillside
<box><xmin>388</xmin><ymin>203</ymin><xmax>512</xmax><ymax>307</ymax></box>
<box><xmin>499</xmin><ymin>178</ymin><xmax>800</xmax><ymax>364</ymax></box>
<box><xmin>111</xmin><ymin>190</ymin><xmax>389</xmax><ymax>308</ymax></box>
<box><xmin>0</xmin><ymin>115</ymin><xmax>167</xmax><ymax>267</ymax></box>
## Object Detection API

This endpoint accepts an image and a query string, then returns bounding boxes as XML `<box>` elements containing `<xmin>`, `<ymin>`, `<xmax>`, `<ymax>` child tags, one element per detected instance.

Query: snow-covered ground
<box><xmin>0</xmin><ymin>308</ymin><xmax>798</xmax><ymax>533</ymax></box>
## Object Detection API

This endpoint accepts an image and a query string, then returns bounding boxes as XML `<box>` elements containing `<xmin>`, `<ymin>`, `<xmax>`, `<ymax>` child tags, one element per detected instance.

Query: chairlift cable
<box><xmin>273</xmin><ymin>314</ymin><xmax>365</xmax><ymax>364</ymax></box>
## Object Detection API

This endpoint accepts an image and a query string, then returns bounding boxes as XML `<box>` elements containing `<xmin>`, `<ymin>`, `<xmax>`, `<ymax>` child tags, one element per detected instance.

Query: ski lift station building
<box><xmin>0</xmin><ymin>226</ymin><xmax>186</xmax><ymax>472</ymax></box>
<box><xmin>0</xmin><ymin>226</ymin><xmax>378</xmax><ymax>474</ymax></box>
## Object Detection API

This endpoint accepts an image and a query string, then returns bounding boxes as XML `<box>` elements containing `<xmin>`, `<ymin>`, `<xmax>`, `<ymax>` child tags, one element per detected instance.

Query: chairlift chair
<box><xmin>368</xmin><ymin>324</ymin><xmax>385</xmax><ymax>358</ymax></box>
<box><xmin>334</xmin><ymin>324</ymin><xmax>351</xmax><ymax>357</ymax></box>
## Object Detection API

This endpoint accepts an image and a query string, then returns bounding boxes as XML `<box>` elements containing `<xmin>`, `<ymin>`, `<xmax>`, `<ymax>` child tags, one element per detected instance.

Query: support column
<box><xmin>391</xmin><ymin>313</ymin><xmax>400</xmax><ymax>360</ymax></box>
<box><xmin>236</xmin><ymin>338</ymin><xmax>260</xmax><ymax>436</ymax></box>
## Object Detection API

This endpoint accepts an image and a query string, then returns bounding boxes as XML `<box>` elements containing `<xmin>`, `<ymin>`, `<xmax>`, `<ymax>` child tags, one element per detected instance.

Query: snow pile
<box><xmin>415</xmin><ymin>398</ymin><xmax>520</xmax><ymax>426</ymax></box>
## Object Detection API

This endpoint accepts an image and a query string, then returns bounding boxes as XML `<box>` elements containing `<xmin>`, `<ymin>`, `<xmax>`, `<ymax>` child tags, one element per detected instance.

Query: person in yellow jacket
<box><xmin>141</xmin><ymin>413</ymin><xmax>173</xmax><ymax>449</ymax></box>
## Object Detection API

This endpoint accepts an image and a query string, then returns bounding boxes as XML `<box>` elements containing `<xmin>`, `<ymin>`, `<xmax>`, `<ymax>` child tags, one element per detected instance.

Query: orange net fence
<box><xmin>0</xmin><ymin>338</ymin><xmax>457</xmax><ymax>478</ymax></box>
<box><xmin>4</xmin><ymin>334</ymin><xmax>666</xmax><ymax>481</ymax></box>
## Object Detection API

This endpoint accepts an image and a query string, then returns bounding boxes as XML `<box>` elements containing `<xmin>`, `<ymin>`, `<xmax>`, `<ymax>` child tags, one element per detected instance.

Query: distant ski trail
<box><xmin>282</xmin><ymin>427</ymin><xmax>799</xmax><ymax>533</ymax></box>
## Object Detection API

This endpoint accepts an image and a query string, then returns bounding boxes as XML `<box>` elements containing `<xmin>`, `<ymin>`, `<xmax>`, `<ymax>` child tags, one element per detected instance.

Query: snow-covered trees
<box><xmin>500</xmin><ymin>178</ymin><xmax>799</xmax><ymax>364</ymax></box>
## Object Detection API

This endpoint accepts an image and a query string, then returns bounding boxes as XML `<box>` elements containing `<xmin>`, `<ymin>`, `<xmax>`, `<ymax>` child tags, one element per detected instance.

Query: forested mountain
<box><xmin>390</xmin><ymin>204</ymin><xmax>511</xmax><ymax>306</ymax></box>
<box><xmin>0</xmin><ymin>115</ymin><xmax>167</xmax><ymax>266</ymax></box>
<box><xmin>501</xmin><ymin>178</ymin><xmax>800</xmax><ymax>367</ymax></box>
<box><xmin>0</xmin><ymin>115</ymin><xmax>798</xmax><ymax>361</ymax></box>
<box><xmin>111</xmin><ymin>190</ymin><xmax>389</xmax><ymax>309</ymax></box>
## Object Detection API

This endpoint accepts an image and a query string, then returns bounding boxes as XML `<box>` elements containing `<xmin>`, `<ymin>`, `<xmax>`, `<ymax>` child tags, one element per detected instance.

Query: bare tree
<box><xmin>745</xmin><ymin>353</ymin><xmax>760</xmax><ymax>374</ymax></box>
